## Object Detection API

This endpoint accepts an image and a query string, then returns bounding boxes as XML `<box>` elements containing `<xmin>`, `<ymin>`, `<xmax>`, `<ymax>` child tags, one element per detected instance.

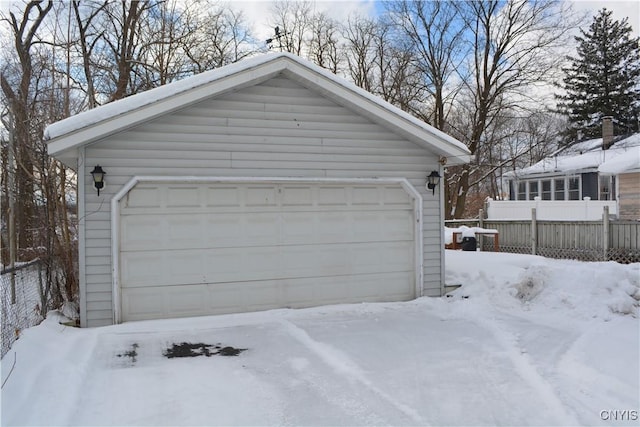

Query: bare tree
<box><xmin>446</xmin><ymin>0</ymin><xmax>578</xmax><ymax>218</ymax></box>
<box><xmin>1</xmin><ymin>0</ymin><xmax>79</xmax><ymax>313</ymax></box>
<box><xmin>133</xmin><ymin>0</ymin><xmax>198</xmax><ymax>90</ymax></box>
<box><xmin>185</xmin><ymin>3</ymin><xmax>255</xmax><ymax>73</ymax></box>
<box><xmin>386</xmin><ymin>0</ymin><xmax>466</xmax><ymax>130</ymax></box>
<box><xmin>72</xmin><ymin>0</ymin><xmax>108</xmax><ymax>108</ymax></box>
<box><xmin>105</xmin><ymin>0</ymin><xmax>152</xmax><ymax>101</ymax></box>
<box><xmin>308</xmin><ymin>12</ymin><xmax>342</xmax><ymax>73</ymax></box>
<box><xmin>1</xmin><ymin>0</ymin><xmax>53</xmax><ymax>253</ymax></box>
<box><xmin>342</xmin><ymin>14</ymin><xmax>377</xmax><ymax>92</ymax></box>
<box><xmin>267</xmin><ymin>0</ymin><xmax>313</xmax><ymax>55</ymax></box>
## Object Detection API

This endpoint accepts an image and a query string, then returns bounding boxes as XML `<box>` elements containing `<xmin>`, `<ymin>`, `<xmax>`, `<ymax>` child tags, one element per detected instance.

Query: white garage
<box><xmin>116</xmin><ymin>179</ymin><xmax>420</xmax><ymax>322</ymax></box>
<box><xmin>46</xmin><ymin>52</ymin><xmax>471</xmax><ymax>326</ymax></box>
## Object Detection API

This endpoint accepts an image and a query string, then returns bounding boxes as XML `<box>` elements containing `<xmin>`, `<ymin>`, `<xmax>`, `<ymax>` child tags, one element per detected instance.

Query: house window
<box><xmin>554</xmin><ymin>179</ymin><xmax>565</xmax><ymax>200</ymax></box>
<box><xmin>518</xmin><ymin>182</ymin><xmax>526</xmax><ymax>200</ymax></box>
<box><xmin>599</xmin><ymin>175</ymin><xmax>616</xmax><ymax>200</ymax></box>
<box><xmin>528</xmin><ymin>181</ymin><xmax>539</xmax><ymax>200</ymax></box>
<box><xmin>541</xmin><ymin>180</ymin><xmax>552</xmax><ymax>200</ymax></box>
<box><xmin>568</xmin><ymin>177</ymin><xmax>580</xmax><ymax>200</ymax></box>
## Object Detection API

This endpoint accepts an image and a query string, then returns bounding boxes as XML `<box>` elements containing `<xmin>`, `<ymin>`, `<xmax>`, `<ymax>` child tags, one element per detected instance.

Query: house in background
<box><xmin>492</xmin><ymin>119</ymin><xmax>639</xmax><ymax>221</ymax></box>
<box><xmin>45</xmin><ymin>53</ymin><xmax>471</xmax><ymax>327</ymax></box>
<box><xmin>599</xmin><ymin>142</ymin><xmax>640</xmax><ymax>220</ymax></box>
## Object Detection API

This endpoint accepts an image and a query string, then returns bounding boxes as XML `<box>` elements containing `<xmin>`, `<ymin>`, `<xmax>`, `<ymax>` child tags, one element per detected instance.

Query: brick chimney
<box><xmin>602</xmin><ymin>116</ymin><xmax>614</xmax><ymax>150</ymax></box>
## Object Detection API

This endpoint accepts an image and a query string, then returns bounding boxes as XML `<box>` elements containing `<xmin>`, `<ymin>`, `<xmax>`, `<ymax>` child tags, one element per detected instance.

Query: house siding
<box><xmin>80</xmin><ymin>75</ymin><xmax>442</xmax><ymax>327</ymax></box>
<box><xmin>619</xmin><ymin>172</ymin><xmax>640</xmax><ymax>220</ymax></box>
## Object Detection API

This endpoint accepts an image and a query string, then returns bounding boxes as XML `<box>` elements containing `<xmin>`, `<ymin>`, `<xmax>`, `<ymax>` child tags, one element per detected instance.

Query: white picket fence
<box><xmin>486</xmin><ymin>198</ymin><xmax>617</xmax><ymax>221</ymax></box>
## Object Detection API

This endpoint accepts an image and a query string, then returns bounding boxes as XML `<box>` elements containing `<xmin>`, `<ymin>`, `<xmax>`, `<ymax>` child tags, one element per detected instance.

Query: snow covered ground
<box><xmin>1</xmin><ymin>251</ymin><xmax>638</xmax><ymax>426</ymax></box>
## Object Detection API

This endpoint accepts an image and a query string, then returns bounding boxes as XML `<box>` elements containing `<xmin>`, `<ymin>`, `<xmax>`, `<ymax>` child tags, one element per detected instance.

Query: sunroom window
<box><xmin>528</xmin><ymin>181</ymin><xmax>539</xmax><ymax>200</ymax></box>
<box><xmin>517</xmin><ymin>182</ymin><xmax>526</xmax><ymax>200</ymax></box>
<box><xmin>554</xmin><ymin>178</ymin><xmax>565</xmax><ymax>200</ymax></box>
<box><xmin>599</xmin><ymin>175</ymin><xmax>616</xmax><ymax>200</ymax></box>
<box><xmin>568</xmin><ymin>177</ymin><xmax>580</xmax><ymax>200</ymax></box>
<box><xmin>541</xmin><ymin>180</ymin><xmax>552</xmax><ymax>200</ymax></box>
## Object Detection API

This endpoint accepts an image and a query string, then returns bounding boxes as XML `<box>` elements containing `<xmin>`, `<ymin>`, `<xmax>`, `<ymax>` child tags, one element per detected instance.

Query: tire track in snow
<box><xmin>279</xmin><ymin>319</ymin><xmax>427</xmax><ymax>425</ymax></box>
<box><xmin>474</xmin><ymin>313</ymin><xmax>581</xmax><ymax>425</ymax></box>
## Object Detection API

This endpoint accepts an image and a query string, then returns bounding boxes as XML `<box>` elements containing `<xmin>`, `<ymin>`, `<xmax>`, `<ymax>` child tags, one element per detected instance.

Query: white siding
<box><xmin>81</xmin><ymin>74</ymin><xmax>442</xmax><ymax>327</ymax></box>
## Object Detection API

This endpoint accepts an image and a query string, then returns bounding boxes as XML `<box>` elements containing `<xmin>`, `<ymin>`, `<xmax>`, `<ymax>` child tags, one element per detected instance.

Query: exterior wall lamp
<box><xmin>426</xmin><ymin>170</ymin><xmax>441</xmax><ymax>195</ymax></box>
<box><xmin>90</xmin><ymin>165</ymin><xmax>106</xmax><ymax>196</ymax></box>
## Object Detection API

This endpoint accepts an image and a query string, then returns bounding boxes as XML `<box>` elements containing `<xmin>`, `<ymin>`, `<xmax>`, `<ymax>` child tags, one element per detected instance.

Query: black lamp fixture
<box><xmin>90</xmin><ymin>165</ymin><xmax>106</xmax><ymax>196</ymax></box>
<box><xmin>426</xmin><ymin>170</ymin><xmax>441</xmax><ymax>195</ymax></box>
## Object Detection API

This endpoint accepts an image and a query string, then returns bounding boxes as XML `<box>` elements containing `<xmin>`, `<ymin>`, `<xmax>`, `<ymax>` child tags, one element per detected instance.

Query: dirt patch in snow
<box><xmin>116</xmin><ymin>343</ymin><xmax>139</xmax><ymax>364</ymax></box>
<box><xmin>163</xmin><ymin>342</ymin><xmax>247</xmax><ymax>358</ymax></box>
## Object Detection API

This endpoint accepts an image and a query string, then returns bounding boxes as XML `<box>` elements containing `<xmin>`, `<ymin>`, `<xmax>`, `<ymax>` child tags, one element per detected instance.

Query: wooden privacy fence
<box><xmin>446</xmin><ymin>209</ymin><xmax>639</xmax><ymax>264</ymax></box>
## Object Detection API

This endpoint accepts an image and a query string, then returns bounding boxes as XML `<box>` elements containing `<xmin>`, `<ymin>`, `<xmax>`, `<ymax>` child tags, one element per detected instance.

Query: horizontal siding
<box><xmin>78</xmin><ymin>156</ymin><xmax>431</xmax><ymax>170</ymax></box>
<box><xmin>87</xmin><ymin>310</ymin><xmax>113</xmax><ymax>327</ymax></box>
<box><xmin>81</xmin><ymin>75</ymin><xmax>443</xmax><ymax>327</ymax></box>
<box><xmin>86</xmin><ymin>291</ymin><xmax>112</xmax><ymax>302</ymax></box>
<box><xmin>87</xmin><ymin>301</ymin><xmax>112</xmax><ymax>311</ymax></box>
<box><xmin>107</xmin><ymin>134</ymin><xmax>421</xmax><ymax>150</ymax></box>
<box><xmin>619</xmin><ymin>172</ymin><xmax>640</xmax><ymax>220</ymax></box>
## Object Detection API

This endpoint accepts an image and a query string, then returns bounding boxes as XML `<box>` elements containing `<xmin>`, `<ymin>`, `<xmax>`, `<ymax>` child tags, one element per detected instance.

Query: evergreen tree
<box><xmin>557</xmin><ymin>8</ymin><xmax>640</xmax><ymax>142</ymax></box>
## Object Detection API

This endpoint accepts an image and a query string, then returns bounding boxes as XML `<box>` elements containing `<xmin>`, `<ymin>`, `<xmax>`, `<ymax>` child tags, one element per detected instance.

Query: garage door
<box><xmin>118</xmin><ymin>181</ymin><xmax>417</xmax><ymax>322</ymax></box>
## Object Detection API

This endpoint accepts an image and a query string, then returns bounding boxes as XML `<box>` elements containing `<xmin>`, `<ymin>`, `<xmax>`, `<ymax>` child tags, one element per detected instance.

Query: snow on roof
<box><xmin>45</xmin><ymin>52</ymin><xmax>470</xmax><ymax>164</ymax></box>
<box><xmin>505</xmin><ymin>133</ymin><xmax>640</xmax><ymax>178</ymax></box>
<box><xmin>558</xmin><ymin>137</ymin><xmax>604</xmax><ymax>155</ymax></box>
<box><xmin>44</xmin><ymin>54</ymin><xmax>275</xmax><ymax>141</ymax></box>
<box><xmin>598</xmin><ymin>144</ymin><xmax>640</xmax><ymax>174</ymax></box>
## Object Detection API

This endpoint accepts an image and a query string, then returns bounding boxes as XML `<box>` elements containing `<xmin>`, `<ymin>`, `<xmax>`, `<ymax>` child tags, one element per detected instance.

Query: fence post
<box><xmin>478</xmin><ymin>209</ymin><xmax>484</xmax><ymax>251</ymax></box>
<box><xmin>603</xmin><ymin>205</ymin><xmax>610</xmax><ymax>261</ymax></box>
<box><xmin>531</xmin><ymin>208</ymin><xmax>537</xmax><ymax>255</ymax></box>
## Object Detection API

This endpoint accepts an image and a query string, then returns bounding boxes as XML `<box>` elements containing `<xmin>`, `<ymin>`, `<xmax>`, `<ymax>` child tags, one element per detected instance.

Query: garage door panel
<box><xmin>120</xmin><ymin>216</ymin><xmax>165</xmax><ymax>249</ymax></box>
<box><xmin>282</xmin><ymin>186</ymin><xmax>314</xmax><ymax>206</ymax></box>
<box><xmin>384</xmin><ymin>212</ymin><xmax>415</xmax><ymax>238</ymax></box>
<box><xmin>167</xmin><ymin>186</ymin><xmax>200</xmax><ymax>207</ymax></box>
<box><xmin>206</xmin><ymin>186</ymin><xmax>241</xmax><ymax>207</ymax></box>
<box><xmin>121</xmin><ymin>211</ymin><xmax>413</xmax><ymax>252</ymax></box>
<box><xmin>383</xmin><ymin>186</ymin><xmax>413</xmax><ymax>206</ymax></box>
<box><xmin>121</xmin><ymin>241</ymin><xmax>413</xmax><ymax>288</ymax></box>
<box><xmin>246</xmin><ymin>186</ymin><xmax>278</xmax><ymax>206</ymax></box>
<box><xmin>122</xmin><ymin>289</ymin><xmax>165</xmax><ymax>320</ymax></box>
<box><xmin>318</xmin><ymin>186</ymin><xmax>348</xmax><ymax>205</ymax></box>
<box><xmin>119</xmin><ymin>181</ymin><xmax>418</xmax><ymax>322</ymax></box>
<box><xmin>121</xmin><ymin>252</ymin><xmax>164</xmax><ymax>285</ymax></box>
<box><xmin>121</xmin><ymin>271</ymin><xmax>415</xmax><ymax>322</ymax></box>
<box><xmin>166</xmin><ymin>284</ymin><xmax>208</xmax><ymax>316</ymax></box>
<box><xmin>168</xmin><ymin>216</ymin><xmax>204</xmax><ymax>241</ymax></box>
<box><xmin>353</xmin><ymin>212</ymin><xmax>412</xmax><ymax>239</ymax></box>
<box><xmin>125</xmin><ymin>186</ymin><xmax>161</xmax><ymax>208</ymax></box>
<box><xmin>352</xmin><ymin>186</ymin><xmax>380</xmax><ymax>205</ymax></box>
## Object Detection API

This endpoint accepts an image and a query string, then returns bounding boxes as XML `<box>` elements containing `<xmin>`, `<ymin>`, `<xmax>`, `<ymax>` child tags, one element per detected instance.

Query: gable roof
<box><xmin>504</xmin><ymin>133</ymin><xmax>640</xmax><ymax>178</ymax></box>
<box><xmin>46</xmin><ymin>53</ymin><xmax>470</xmax><ymax>168</ymax></box>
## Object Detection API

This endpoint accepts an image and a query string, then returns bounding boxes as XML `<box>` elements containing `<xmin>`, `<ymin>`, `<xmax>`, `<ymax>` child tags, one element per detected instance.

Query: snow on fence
<box><xmin>446</xmin><ymin>214</ymin><xmax>639</xmax><ymax>264</ymax></box>
<box><xmin>1</xmin><ymin>260</ymin><xmax>45</xmax><ymax>358</ymax></box>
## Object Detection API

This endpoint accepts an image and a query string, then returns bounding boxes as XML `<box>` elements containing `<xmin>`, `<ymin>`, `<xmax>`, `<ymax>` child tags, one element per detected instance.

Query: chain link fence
<box><xmin>2</xmin><ymin>260</ymin><xmax>46</xmax><ymax>358</ymax></box>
